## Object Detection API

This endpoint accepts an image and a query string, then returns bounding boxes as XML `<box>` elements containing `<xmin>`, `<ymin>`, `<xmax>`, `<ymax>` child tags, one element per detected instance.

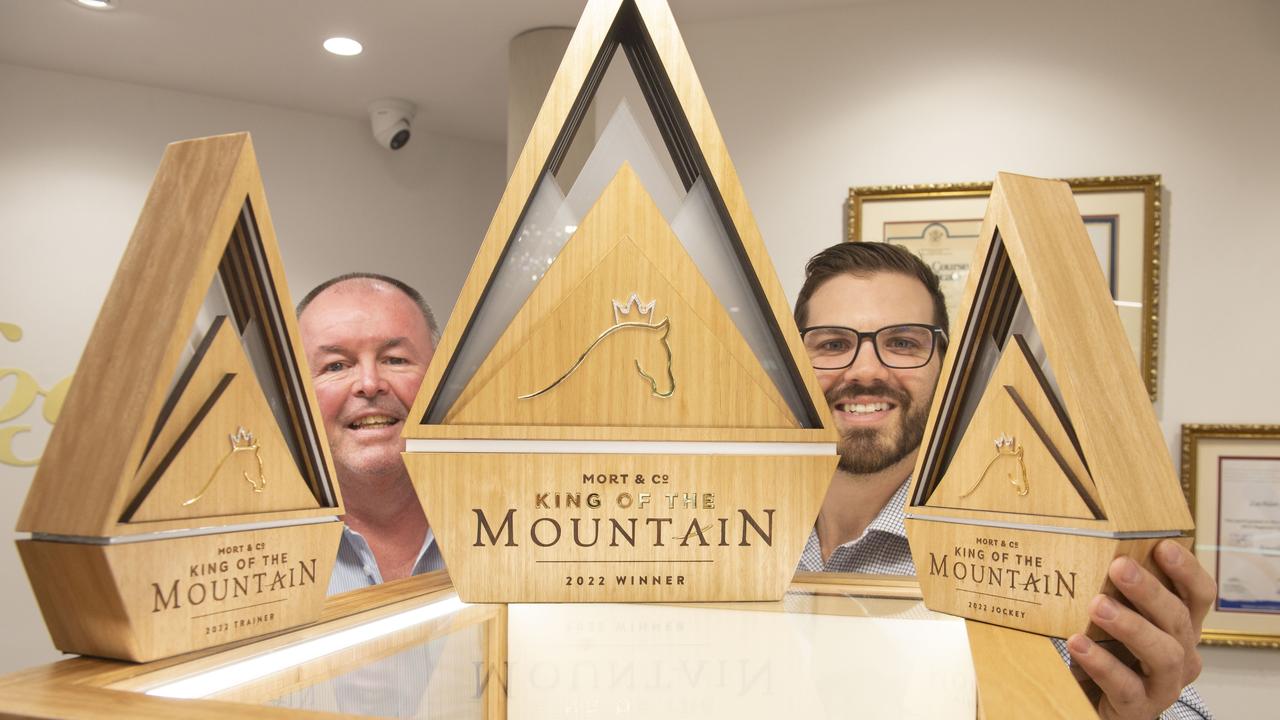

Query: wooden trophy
<box><xmin>402</xmin><ymin>0</ymin><xmax>839</xmax><ymax>602</ymax></box>
<box><xmin>905</xmin><ymin>172</ymin><xmax>1193</xmax><ymax>638</ymax></box>
<box><xmin>16</xmin><ymin>133</ymin><xmax>343</xmax><ymax>662</ymax></box>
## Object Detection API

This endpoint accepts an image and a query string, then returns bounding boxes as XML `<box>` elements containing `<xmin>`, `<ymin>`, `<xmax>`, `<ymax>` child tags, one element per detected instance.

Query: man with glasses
<box><xmin>793</xmin><ymin>242</ymin><xmax>1212</xmax><ymax>720</ymax></box>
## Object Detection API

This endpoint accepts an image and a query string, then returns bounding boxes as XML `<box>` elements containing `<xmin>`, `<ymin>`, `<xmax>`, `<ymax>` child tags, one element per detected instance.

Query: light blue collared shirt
<box><xmin>327</xmin><ymin>524</ymin><xmax>445</xmax><ymax>595</ymax></box>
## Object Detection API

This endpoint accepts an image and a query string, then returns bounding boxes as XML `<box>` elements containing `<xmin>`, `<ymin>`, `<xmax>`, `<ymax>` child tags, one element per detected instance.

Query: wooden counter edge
<box><xmin>0</xmin><ymin>571</ymin><xmax>457</xmax><ymax>717</ymax></box>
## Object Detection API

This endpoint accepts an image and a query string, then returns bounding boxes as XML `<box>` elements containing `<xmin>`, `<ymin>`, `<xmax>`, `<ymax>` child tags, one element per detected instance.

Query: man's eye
<box><xmin>385</xmin><ymin>356</ymin><xmax>410</xmax><ymax>366</ymax></box>
<box><xmin>322</xmin><ymin>361</ymin><xmax>347</xmax><ymax>373</ymax></box>
<box><xmin>819</xmin><ymin>340</ymin><xmax>850</xmax><ymax>353</ymax></box>
<box><xmin>883</xmin><ymin>336</ymin><xmax>926</xmax><ymax>355</ymax></box>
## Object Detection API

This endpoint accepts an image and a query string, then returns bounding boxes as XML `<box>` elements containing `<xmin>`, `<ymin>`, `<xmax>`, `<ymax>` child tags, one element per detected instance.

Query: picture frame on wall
<box><xmin>1181</xmin><ymin>424</ymin><xmax>1280</xmax><ymax>648</ymax></box>
<box><xmin>847</xmin><ymin>175</ymin><xmax>1162</xmax><ymax>400</ymax></box>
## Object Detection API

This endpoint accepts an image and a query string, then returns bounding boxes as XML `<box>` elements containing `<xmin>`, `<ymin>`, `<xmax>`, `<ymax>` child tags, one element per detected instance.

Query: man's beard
<box><xmin>827</xmin><ymin>380</ymin><xmax>929</xmax><ymax>475</ymax></box>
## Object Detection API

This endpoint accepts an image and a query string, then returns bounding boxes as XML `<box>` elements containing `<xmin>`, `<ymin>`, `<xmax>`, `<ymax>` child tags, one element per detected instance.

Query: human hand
<box><xmin>1065</xmin><ymin>540</ymin><xmax>1215</xmax><ymax>720</ymax></box>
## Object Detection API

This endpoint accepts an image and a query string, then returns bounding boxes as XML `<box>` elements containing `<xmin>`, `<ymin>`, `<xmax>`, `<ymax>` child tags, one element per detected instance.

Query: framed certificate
<box><xmin>1181</xmin><ymin>424</ymin><xmax>1280</xmax><ymax>648</ymax></box>
<box><xmin>847</xmin><ymin>175</ymin><xmax>1162</xmax><ymax>401</ymax></box>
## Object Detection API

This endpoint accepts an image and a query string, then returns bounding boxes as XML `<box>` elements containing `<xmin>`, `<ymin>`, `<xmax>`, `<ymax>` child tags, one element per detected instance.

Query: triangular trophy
<box><xmin>905</xmin><ymin>172</ymin><xmax>1193</xmax><ymax>638</ymax></box>
<box><xmin>403</xmin><ymin>0</ymin><xmax>838</xmax><ymax>602</ymax></box>
<box><xmin>16</xmin><ymin>133</ymin><xmax>343</xmax><ymax>661</ymax></box>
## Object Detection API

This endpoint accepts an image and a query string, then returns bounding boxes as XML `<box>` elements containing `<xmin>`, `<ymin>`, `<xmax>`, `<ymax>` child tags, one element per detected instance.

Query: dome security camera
<box><xmin>368</xmin><ymin>98</ymin><xmax>417</xmax><ymax>151</ymax></box>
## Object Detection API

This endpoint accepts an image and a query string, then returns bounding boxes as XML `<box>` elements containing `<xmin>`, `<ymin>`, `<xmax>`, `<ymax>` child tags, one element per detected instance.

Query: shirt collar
<box><xmin>340</xmin><ymin>524</ymin><xmax>438</xmax><ymax>573</ymax></box>
<box><xmin>825</xmin><ymin>477</ymin><xmax>910</xmax><ymax>551</ymax></box>
<box><xmin>865</xmin><ymin>477</ymin><xmax>910</xmax><ymax>539</ymax></box>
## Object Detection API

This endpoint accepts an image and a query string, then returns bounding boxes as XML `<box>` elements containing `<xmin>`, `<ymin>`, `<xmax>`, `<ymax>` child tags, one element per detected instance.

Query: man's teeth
<box><xmin>839</xmin><ymin>402</ymin><xmax>890</xmax><ymax>415</ymax></box>
<box><xmin>350</xmin><ymin>416</ymin><xmax>398</xmax><ymax>428</ymax></box>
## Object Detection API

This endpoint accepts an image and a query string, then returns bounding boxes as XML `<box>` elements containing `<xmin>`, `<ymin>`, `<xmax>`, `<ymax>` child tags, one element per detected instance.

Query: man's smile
<box><xmin>347</xmin><ymin>414</ymin><xmax>400</xmax><ymax>429</ymax></box>
<box><xmin>834</xmin><ymin>400</ymin><xmax>892</xmax><ymax>415</ymax></box>
<box><xmin>342</xmin><ymin>410</ymin><xmax>405</xmax><ymax>436</ymax></box>
<box><xmin>827</xmin><ymin>387</ymin><xmax>904</xmax><ymax>427</ymax></box>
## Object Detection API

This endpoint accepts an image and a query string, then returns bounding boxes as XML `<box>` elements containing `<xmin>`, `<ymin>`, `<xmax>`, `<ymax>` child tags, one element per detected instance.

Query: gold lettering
<box><xmin>0</xmin><ymin>426</ymin><xmax>39</xmax><ymax>467</ymax></box>
<box><xmin>1</xmin><ymin>323</ymin><xmax>74</xmax><ymax>467</ymax></box>
<box><xmin>0</xmin><ymin>368</ymin><xmax>40</xmax><ymax>422</ymax></box>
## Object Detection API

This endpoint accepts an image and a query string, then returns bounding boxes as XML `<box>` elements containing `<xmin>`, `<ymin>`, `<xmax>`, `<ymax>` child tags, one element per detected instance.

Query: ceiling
<box><xmin>0</xmin><ymin>0</ymin><xmax>872</xmax><ymax>144</ymax></box>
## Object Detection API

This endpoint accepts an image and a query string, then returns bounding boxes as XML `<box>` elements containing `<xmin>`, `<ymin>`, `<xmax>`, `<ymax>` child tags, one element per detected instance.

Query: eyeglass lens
<box><xmin>803</xmin><ymin>325</ymin><xmax>936</xmax><ymax>369</ymax></box>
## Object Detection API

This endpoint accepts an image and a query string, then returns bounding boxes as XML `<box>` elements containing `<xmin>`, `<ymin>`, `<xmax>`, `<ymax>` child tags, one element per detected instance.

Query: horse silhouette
<box><xmin>519</xmin><ymin>316</ymin><xmax>676</xmax><ymax>400</ymax></box>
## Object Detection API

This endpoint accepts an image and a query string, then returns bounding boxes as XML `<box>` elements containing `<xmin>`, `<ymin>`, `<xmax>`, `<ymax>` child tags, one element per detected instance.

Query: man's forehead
<box><xmin>317</xmin><ymin>336</ymin><xmax>410</xmax><ymax>353</ymax></box>
<box><xmin>317</xmin><ymin>277</ymin><xmax>401</xmax><ymax>301</ymax></box>
<box><xmin>299</xmin><ymin>281</ymin><xmax>428</xmax><ymax>345</ymax></box>
<box><xmin>304</xmin><ymin>279</ymin><xmax>414</xmax><ymax>315</ymax></box>
<box><xmin>805</xmin><ymin>271</ymin><xmax>935</xmax><ymax>327</ymax></box>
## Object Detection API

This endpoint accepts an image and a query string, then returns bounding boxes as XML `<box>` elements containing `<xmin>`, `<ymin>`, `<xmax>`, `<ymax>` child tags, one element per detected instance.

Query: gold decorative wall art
<box><xmin>0</xmin><ymin>322</ymin><xmax>72</xmax><ymax>468</ymax></box>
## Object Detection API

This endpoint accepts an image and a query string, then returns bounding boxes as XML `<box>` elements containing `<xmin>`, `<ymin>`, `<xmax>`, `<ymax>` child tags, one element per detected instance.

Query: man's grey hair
<box><xmin>297</xmin><ymin>272</ymin><xmax>440</xmax><ymax>344</ymax></box>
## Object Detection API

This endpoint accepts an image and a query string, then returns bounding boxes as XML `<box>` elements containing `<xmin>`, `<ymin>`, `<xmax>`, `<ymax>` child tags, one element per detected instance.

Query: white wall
<box><xmin>3</xmin><ymin>0</ymin><xmax>1278</xmax><ymax>711</ymax></box>
<box><xmin>678</xmin><ymin>0</ymin><xmax>1279</xmax><ymax>714</ymax></box>
<box><xmin>0</xmin><ymin>61</ymin><xmax>505</xmax><ymax>673</ymax></box>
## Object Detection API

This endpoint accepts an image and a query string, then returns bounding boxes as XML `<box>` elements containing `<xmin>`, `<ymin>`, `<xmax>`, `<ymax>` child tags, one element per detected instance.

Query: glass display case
<box><xmin>0</xmin><ymin>573</ymin><xmax>1091</xmax><ymax>718</ymax></box>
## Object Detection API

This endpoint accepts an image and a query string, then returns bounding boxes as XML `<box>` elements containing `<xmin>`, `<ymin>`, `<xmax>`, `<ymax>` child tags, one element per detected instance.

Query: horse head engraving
<box><xmin>519</xmin><ymin>294</ymin><xmax>676</xmax><ymax>400</ymax></box>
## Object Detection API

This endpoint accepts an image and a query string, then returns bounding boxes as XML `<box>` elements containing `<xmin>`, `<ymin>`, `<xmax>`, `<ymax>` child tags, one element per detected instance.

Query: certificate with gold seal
<box><xmin>884</xmin><ymin>219</ymin><xmax>981</xmax><ymax>332</ymax></box>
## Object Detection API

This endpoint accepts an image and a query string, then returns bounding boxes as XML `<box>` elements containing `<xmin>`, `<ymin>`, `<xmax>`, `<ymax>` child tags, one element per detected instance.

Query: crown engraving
<box><xmin>519</xmin><ymin>293</ymin><xmax>676</xmax><ymax>401</ymax></box>
<box><xmin>229</xmin><ymin>426</ymin><xmax>258</xmax><ymax>451</ymax></box>
<box><xmin>182</xmin><ymin>426</ymin><xmax>268</xmax><ymax>506</ymax></box>
<box><xmin>961</xmin><ymin>432</ymin><xmax>1029</xmax><ymax>498</ymax></box>
<box><xmin>612</xmin><ymin>293</ymin><xmax>657</xmax><ymax>325</ymax></box>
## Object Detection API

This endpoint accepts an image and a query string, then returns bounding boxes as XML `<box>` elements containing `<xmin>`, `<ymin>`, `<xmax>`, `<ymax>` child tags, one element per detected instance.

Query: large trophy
<box><xmin>16</xmin><ymin>134</ymin><xmax>343</xmax><ymax>661</ymax></box>
<box><xmin>402</xmin><ymin>0</ymin><xmax>840</xmax><ymax>602</ymax></box>
<box><xmin>906</xmin><ymin>172</ymin><xmax>1193</xmax><ymax>638</ymax></box>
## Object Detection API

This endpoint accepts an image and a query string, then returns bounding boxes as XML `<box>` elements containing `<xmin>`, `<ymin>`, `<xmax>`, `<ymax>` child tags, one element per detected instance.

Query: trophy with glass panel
<box><xmin>16</xmin><ymin>133</ymin><xmax>343</xmax><ymax>662</ymax></box>
<box><xmin>401</xmin><ymin>0</ymin><xmax>840</xmax><ymax>603</ymax></box>
<box><xmin>904</xmin><ymin>172</ymin><xmax>1193</xmax><ymax>639</ymax></box>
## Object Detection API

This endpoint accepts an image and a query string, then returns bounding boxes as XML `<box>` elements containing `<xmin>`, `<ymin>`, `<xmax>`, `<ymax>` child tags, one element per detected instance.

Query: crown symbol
<box><xmin>229</xmin><ymin>426</ymin><xmax>258</xmax><ymax>451</ymax></box>
<box><xmin>612</xmin><ymin>293</ymin><xmax>657</xmax><ymax>325</ymax></box>
<box><xmin>994</xmin><ymin>433</ymin><xmax>1017</xmax><ymax>452</ymax></box>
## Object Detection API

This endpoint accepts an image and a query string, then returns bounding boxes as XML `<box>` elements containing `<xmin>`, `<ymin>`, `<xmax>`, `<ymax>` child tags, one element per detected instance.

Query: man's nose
<box><xmin>839</xmin><ymin>336</ymin><xmax>891</xmax><ymax>384</ymax></box>
<box><xmin>352</xmin><ymin>360</ymin><xmax>389</xmax><ymax>397</ymax></box>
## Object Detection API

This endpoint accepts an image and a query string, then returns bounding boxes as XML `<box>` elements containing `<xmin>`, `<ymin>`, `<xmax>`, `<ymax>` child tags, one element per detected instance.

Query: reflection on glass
<box><xmin>135</xmin><ymin>587</ymin><xmax>979</xmax><ymax>718</ymax></box>
<box><xmin>268</xmin><ymin>623</ymin><xmax>484</xmax><ymax>719</ymax></box>
<box><xmin>506</xmin><ymin>592</ymin><xmax>974</xmax><ymax>719</ymax></box>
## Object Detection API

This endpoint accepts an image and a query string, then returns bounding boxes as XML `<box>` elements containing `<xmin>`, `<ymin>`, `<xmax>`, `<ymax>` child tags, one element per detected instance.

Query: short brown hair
<box><xmin>794</xmin><ymin>242</ymin><xmax>949</xmax><ymax>332</ymax></box>
<box><xmin>297</xmin><ymin>272</ymin><xmax>439</xmax><ymax>344</ymax></box>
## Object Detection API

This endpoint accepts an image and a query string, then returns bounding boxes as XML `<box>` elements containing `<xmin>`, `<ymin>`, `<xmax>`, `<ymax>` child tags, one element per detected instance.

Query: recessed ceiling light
<box><xmin>67</xmin><ymin>0</ymin><xmax>117</xmax><ymax>9</ymax></box>
<box><xmin>323</xmin><ymin>37</ymin><xmax>363</xmax><ymax>56</ymax></box>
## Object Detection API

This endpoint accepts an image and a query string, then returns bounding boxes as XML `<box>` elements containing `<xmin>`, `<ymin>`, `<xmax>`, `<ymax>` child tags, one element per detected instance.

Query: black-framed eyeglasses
<box><xmin>800</xmin><ymin>323</ymin><xmax>948</xmax><ymax>370</ymax></box>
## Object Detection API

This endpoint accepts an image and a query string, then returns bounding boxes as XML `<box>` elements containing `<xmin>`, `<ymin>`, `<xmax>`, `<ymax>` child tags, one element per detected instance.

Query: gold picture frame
<box><xmin>847</xmin><ymin>175</ymin><xmax>1162</xmax><ymax>401</ymax></box>
<box><xmin>1181</xmin><ymin>424</ymin><xmax>1280</xmax><ymax>649</ymax></box>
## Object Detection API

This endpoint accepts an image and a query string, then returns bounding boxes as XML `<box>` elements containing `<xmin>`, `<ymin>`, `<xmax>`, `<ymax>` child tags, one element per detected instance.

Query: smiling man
<box><xmin>297</xmin><ymin>273</ymin><xmax>444</xmax><ymax>594</ymax></box>
<box><xmin>793</xmin><ymin>242</ymin><xmax>1214</xmax><ymax>720</ymax></box>
<box><xmin>794</xmin><ymin>243</ymin><xmax>946</xmax><ymax>574</ymax></box>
